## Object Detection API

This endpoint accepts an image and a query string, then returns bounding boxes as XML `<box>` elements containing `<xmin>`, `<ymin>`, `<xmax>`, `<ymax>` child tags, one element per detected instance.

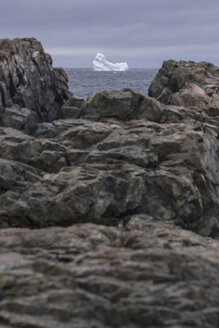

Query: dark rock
<box><xmin>60</xmin><ymin>89</ymin><xmax>162</xmax><ymax>122</ymax></box>
<box><xmin>148</xmin><ymin>60</ymin><xmax>219</xmax><ymax>113</ymax></box>
<box><xmin>0</xmin><ymin>59</ymin><xmax>219</xmax><ymax>237</ymax></box>
<box><xmin>0</xmin><ymin>112</ymin><xmax>219</xmax><ymax>236</ymax></box>
<box><xmin>0</xmin><ymin>38</ymin><xmax>71</xmax><ymax>131</ymax></box>
<box><xmin>0</xmin><ymin>219</ymin><xmax>218</xmax><ymax>328</ymax></box>
<box><xmin>0</xmin><ymin>58</ymin><xmax>219</xmax><ymax>235</ymax></box>
<box><xmin>0</xmin><ymin>56</ymin><xmax>219</xmax><ymax>327</ymax></box>
<box><xmin>1</xmin><ymin>106</ymin><xmax>39</xmax><ymax>133</ymax></box>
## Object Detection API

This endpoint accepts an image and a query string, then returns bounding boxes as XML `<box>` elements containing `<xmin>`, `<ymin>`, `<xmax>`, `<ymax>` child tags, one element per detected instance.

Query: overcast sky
<box><xmin>1</xmin><ymin>0</ymin><xmax>219</xmax><ymax>68</ymax></box>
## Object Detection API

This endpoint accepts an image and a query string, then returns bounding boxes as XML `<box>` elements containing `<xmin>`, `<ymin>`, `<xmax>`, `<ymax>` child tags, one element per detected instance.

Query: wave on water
<box><xmin>65</xmin><ymin>68</ymin><xmax>157</xmax><ymax>98</ymax></box>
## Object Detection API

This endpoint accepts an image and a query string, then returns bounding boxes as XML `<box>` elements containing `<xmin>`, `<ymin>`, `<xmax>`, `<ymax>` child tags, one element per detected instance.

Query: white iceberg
<box><xmin>93</xmin><ymin>53</ymin><xmax>129</xmax><ymax>72</ymax></box>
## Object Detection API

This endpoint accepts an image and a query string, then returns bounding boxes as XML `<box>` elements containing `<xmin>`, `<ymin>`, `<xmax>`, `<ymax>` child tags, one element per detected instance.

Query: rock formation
<box><xmin>0</xmin><ymin>38</ymin><xmax>71</xmax><ymax>133</ymax></box>
<box><xmin>0</xmin><ymin>45</ymin><xmax>218</xmax><ymax>327</ymax></box>
<box><xmin>149</xmin><ymin>60</ymin><xmax>219</xmax><ymax>112</ymax></box>
<box><xmin>0</xmin><ymin>218</ymin><xmax>218</xmax><ymax>328</ymax></box>
<box><xmin>1</xmin><ymin>86</ymin><xmax>219</xmax><ymax>237</ymax></box>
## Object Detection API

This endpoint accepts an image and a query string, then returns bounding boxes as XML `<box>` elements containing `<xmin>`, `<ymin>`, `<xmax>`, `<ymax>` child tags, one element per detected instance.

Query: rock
<box><xmin>0</xmin><ymin>38</ymin><xmax>71</xmax><ymax>132</ymax></box>
<box><xmin>1</xmin><ymin>106</ymin><xmax>38</xmax><ymax>133</ymax></box>
<box><xmin>0</xmin><ymin>218</ymin><xmax>218</xmax><ymax>327</ymax></box>
<box><xmin>0</xmin><ymin>110</ymin><xmax>219</xmax><ymax>236</ymax></box>
<box><xmin>0</xmin><ymin>56</ymin><xmax>219</xmax><ymax>327</ymax></box>
<box><xmin>148</xmin><ymin>60</ymin><xmax>219</xmax><ymax>115</ymax></box>
<box><xmin>0</xmin><ymin>63</ymin><xmax>219</xmax><ymax>236</ymax></box>
<box><xmin>60</xmin><ymin>89</ymin><xmax>162</xmax><ymax>122</ymax></box>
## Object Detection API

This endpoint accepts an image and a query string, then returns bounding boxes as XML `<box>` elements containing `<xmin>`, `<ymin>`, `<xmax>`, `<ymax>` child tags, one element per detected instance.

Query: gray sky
<box><xmin>1</xmin><ymin>0</ymin><xmax>219</xmax><ymax>68</ymax></box>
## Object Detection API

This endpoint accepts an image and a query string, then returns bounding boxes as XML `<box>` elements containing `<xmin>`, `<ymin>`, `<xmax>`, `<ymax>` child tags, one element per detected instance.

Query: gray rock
<box><xmin>0</xmin><ymin>60</ymin><xmax>219</xmax><ymax>236</ymax></box>
<box><xmin>60</xmin><ymin>89</ymin><xmax>161</xmax><ymax>122</ymax></box>
<box><xmin>0</xmin><ymin>111</ymin><xmax>219</xmax><ymax>236</ymax></box>
<box><xmin>0</xmin><ymin>38</ymin><xmax>71</xmax><ymax>132</ymax></box>
<box><xmin>0</xmin><ymin>218</ymin><xmax>218</xmax><ymax>328</ymax></box>
<box><xmin>0</xmin><ymin>57</ymin><xmax>219</xmax><ymax>327</ymax></box>
<box><xmin>148</xmin><ymin>60</ymin><xmax>219</xmax><ymax>115</ymax></box>
<box><xmin>1</xmin><ymin>106</ymin><xmax>38</xmax><ymax>133</ymax></box>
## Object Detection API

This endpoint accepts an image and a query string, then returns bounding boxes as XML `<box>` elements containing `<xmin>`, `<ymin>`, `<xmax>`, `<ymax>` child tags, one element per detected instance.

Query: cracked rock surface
<box><xmin>1</xmin><ymin>86</ymin><xmax>219</xmax><ymax>236</ymax></box>
<box><xmin>0</xmin><ymin>217</ymin><xmax>218</xmax><ymax>328</ymax></box>
<box><xmin>0</xmin><ymin>51</ymin><xmax>219</xmax><ymax>327</ymax></box>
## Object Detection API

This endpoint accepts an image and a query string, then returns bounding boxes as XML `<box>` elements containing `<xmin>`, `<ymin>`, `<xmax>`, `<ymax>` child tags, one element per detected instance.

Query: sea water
<box><xmin>65</xmin><ymin>68</ymin><xmax>157</xmax><ymax>98</ymax></box>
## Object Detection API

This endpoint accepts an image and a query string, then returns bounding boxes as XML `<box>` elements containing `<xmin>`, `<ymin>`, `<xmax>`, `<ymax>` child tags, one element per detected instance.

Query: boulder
<box><xmin>0</xmin><ymin>38</ymin><xmax>71</xmax><ymax>131</ymax></box>
<box><xmin>148</xmin><ymin>60</ymin><xmax>219</xmax><ymax>117</ymax></box>
<box><xmin>60</xmin><ymin>88</ymin><xmax>162</xmax><ymax>122</ymax></box>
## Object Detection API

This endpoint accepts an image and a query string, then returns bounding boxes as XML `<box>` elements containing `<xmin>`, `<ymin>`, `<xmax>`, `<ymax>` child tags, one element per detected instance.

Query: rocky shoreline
<box><xmin>0</xmin><ymin>38</ymin><xmax>218</xmax><ymax>327</ymax></box>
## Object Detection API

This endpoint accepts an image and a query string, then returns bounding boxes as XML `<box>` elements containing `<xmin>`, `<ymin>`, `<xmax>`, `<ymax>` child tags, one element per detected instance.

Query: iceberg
<box><xmin>93</xmin><ymin>53</ymin><xmax>129</xmax><ymax>72</ymax></box>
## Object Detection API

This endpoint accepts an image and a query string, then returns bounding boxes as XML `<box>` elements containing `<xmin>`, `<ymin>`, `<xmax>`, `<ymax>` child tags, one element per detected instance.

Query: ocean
<box><xmin>65</xmin><ymin>68</ymin><xmax>158</xmax><ymax>99</ymax></box>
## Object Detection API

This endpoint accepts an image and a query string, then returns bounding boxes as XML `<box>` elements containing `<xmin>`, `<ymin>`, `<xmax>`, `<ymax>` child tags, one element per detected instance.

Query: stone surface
<box><xmin>0</xmin><ymin>82</ymin><xmax>219</xmax><ymax>236</ymax></box>
<box><xmin>0</xmin><ymin>58</ymin><xmax>219</xmax><ymax>327</ymax></box>
<box><xmin>148</xmin><ymin>60</ymin><xmax>219</xmax><ymax>114</ymax></box>
<box><xmin>0</xmin><ymin>38</ymin><xmax>71</xmax><ymax>131</ymax></box>
<box><xmin>0</xmin><ymin>217</ymin><xmax>218</xmax><ymax>328</ymax></box>
<box><xmin>60</xmin><ymin>88</ymin><xmax>162</xmax><ymax>122</ymax></box>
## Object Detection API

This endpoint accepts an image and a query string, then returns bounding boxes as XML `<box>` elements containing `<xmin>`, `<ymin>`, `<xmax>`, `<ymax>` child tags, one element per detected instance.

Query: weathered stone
<box><xmin>60</xmin><ymin>89</ymin><xmax>167</xmax><ymax>125</ymax></box>
<box><xmin>0</xmin><ymin>114</ymin><xmax>219</xmax><ymax>236</ymax></box>
<box><xmin>1</xmin><ymin>106</ymin><xmax>38</xmax><ymax>133</ymax></box>
<box><xmin>0</xmin><ymin>219</ymin><xmax>218</xmax><ymax>328</ymax></box>
<box><xmin>0</xmin><ymin>59</ymin><xmax>219</xmax><ymax>236</ymax></box>
<box><xmin>0</xmin><ymin>56</ymin><xmax>219</xmax><ymax>327</ymax></box>
<box><xmin>0</xmin><ymin>38</ymin><xmax>71</xmax><ymax>131</ymax></box>
<box><xmin>148</xmin><ymin>60</ymin><xmax>219</xmax><ymax>115</ymax></box>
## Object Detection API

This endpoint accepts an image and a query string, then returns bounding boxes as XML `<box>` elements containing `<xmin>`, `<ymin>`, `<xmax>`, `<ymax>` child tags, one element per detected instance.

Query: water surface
<box><xmin>65</xmin><ymin>68</ymin><xmax>158</xmax><ymax>98</ymax></box>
